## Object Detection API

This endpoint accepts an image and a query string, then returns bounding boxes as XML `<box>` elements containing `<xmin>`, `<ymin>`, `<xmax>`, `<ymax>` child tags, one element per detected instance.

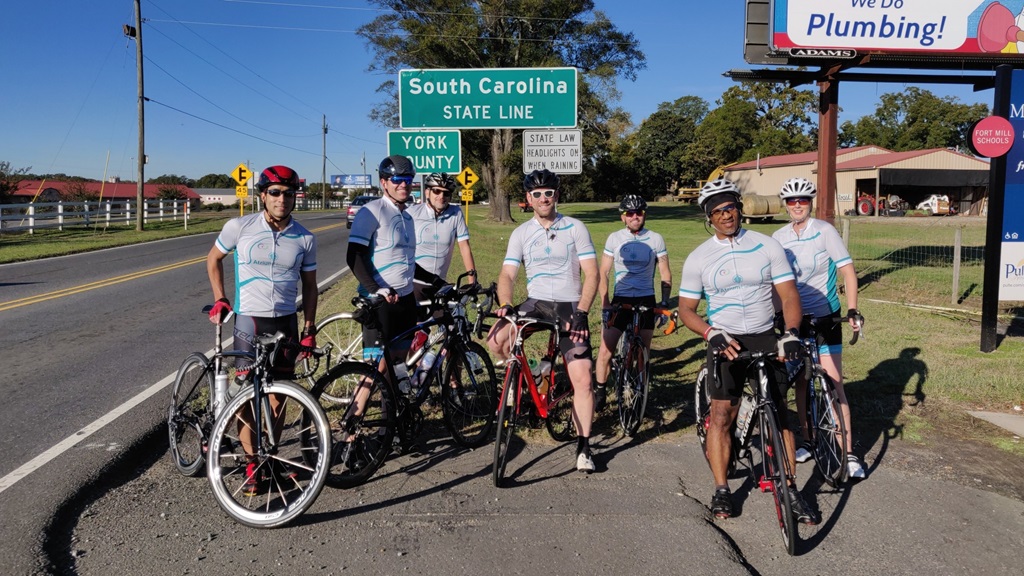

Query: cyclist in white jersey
<box><xmin>206</xmin><ymin>164</ymin><xmax>318</xmax><ymax>496</ymax></box>
<box><xmin>677</xmin><ymin>178</ymin><xmax>817</xmax><ymax>524</ymax></box>
<box><xmin>408</xmin><ymin>172</ymin><xmax>478</xmax><ymax>303</ymax></box>
<box><xmin>772</xmin><ymin>177</ymin><xmax>865</xmax><ymax>479</ymax></box>
<box><xmin>487</xmin><ymin>169</ymin><xmax>600</xmax><ymax>473</ymax></box>
<box><xmin>593</xmin><ymin>194</ymin><xmax>673</xmax><ymax>411</ymax></box>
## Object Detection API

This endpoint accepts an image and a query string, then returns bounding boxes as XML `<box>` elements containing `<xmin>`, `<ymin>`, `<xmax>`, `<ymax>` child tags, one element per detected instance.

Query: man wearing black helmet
<box><xmin>206</xmin><ymin>164</ymin><xmax>318</xmax><ymax>496</ymax></box>
<box><xmin>593</xmin><ymin>194</ymin><xmax>673</xmax><ymax>412</ymax></box>
<box><xmin>487</xmin><ymin>169</ymin><xmax>600</xmax><ymax>473</ymax></box>
<box><xmin>408</xmin><ymin>172</ymin><xmax>478</xmax><ymax>303</ymax></box>
<box><xmin>677</xmin><ymin>178</ymin><xmax>816</xmax><ymax>524</ymax></box>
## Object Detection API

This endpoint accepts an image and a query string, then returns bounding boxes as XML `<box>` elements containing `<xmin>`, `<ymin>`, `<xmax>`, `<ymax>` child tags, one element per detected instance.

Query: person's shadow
<box><xmin>843</xmin><ymin>346</ymin><xmax>928</xmax><ymax>474</ymax></box>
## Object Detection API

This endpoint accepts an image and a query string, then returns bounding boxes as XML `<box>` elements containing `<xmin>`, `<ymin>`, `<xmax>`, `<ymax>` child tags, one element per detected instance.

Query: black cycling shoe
<box><xmin>790</xmin><ymin>489</ymin><xmax>819</xmax><ymax>525</ymax></box>
<box><xmin>711</xmin><ymin>488</ymin><xmax>733</xmax><ymax>519</ymax></box>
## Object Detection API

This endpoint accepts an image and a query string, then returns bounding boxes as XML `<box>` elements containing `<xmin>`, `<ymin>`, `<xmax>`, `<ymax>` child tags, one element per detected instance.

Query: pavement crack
<box><xmin>677</xmin><ymin>477</ymin><xmax>759</xmax><ymax>575</ymax></box>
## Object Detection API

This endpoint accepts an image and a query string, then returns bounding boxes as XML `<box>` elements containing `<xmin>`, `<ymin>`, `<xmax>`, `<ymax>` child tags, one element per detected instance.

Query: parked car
<box><xmin>346</xmin><ymin>195</ymin><xmax>377</xmax><ymax>228</ymax></box>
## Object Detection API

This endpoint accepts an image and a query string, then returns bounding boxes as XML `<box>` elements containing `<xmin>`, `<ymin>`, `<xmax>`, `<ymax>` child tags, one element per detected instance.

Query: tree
<box><xmin>357</xmin><ymin>0</ymin><xmax>645</xmax><ymax>222</ymax></box>
<box><xmin>61</xmin><ymin>181</ymin><xmax>99</xmax><ymax>202</ymax></box>
<box><xmin>844</xmin><ymin>87</ymin><xmax>989</xmax><ymax>151</ymax></box>
<box><xmin>157</xmin><ymin>185</ymin><xmax>186</xmax><ymax>200</ymax></box>
<box><xmin>195</xmin><ymin>173</ymin><xmax>234</xmax><ymax>188</ymax></box>
<box><xmin>0</xmin><ymin>161</ymin><xmax>31</xmax><ymax>203</ymax></box>
<box><xmin>147</xmin><ymin>174</ymin><xmax>196</xmax><ymax>187</ymax></box>
<box><xmin>630</xmin><ymin>96</ymin><xmax>709</xmax><ymax>195</ymax></box>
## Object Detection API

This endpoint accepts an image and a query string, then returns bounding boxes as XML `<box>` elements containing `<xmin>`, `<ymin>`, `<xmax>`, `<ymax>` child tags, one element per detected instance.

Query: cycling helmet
<box><xmin>378</xmin><ymin>155</ymin><xmax>415</xmax><ymax>179</ymax></box>
<box><xmin>423</xmin><ymin>172</ymin><xmax>457</xmax><ymax>192</ymax></box>
<box><xmin>619</xmin><ymin>194</ymin><xmax>648</xmax><ymax>212</ymax></box>
<box><xmin>523</xmin><ymin>169</ymin><xmax>560</xmax><ymax>191</ymax></box>
<box><xmin>779</xmin><ymin>177</ymin><xmax>817</xmax><ymax>200</ymax></box>
<box><xmin>697</xmin><ymin>178</ymin><xmax>742</xmax><ymax>214</ymax></box>
<box><xmin>257</xmin><ymin>165</ymin><xmax>300</xmax><ymax>192</ymax></box>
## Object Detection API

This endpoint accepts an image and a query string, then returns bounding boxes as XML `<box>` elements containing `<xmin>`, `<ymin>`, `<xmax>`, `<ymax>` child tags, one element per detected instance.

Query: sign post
<box><xmin>457</xmin><ymin>167</ymin><xmax>478</xmax><ymax>223</ymax></box>
<box><xmin>231</xmin><ymin>163</ymin><xmax>251</xmax><ymax>216</ymax></box>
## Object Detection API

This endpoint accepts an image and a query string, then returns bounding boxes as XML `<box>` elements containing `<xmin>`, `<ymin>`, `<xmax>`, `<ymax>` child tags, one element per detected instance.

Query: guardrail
<box><xmin>0</xmin><ymin>199</ymin><xmax>193</xmax><ymax>235</ymax></box>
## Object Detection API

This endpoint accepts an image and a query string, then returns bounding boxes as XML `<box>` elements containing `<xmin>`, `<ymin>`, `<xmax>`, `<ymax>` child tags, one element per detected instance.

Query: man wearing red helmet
<box><xmin>206</xmin><ymin>164</ymin><xmax>318</xmax><ymax>496</ymax></box>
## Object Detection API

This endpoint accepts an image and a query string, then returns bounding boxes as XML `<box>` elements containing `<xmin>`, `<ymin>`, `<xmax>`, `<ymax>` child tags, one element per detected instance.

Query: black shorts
<box><xmin>362</xmin><ymin>293</ymin><xmax>418</xmax><ymax>360</ymax></box>
<box><xmin>609</xmin><ymin>295</ymin><xmax>657</xmax><ymax>331</ymax></box>
<box><xmin>801</xmin><ymin>311</ymin><xmax>843</xmax><ymax>356</ymax></box>
<box><xmin>233</xmin><ymin>314</ymin><xmax>299</xmax><ymax>377</ymax></box>
<box><xmin>516</xmin><ymin>298</ymin><xmax>593</xmax><ymax>364</ymax></box>
<box><xmin>706</xmin><ymin>330</ymin><xmax>789</xmax><ymax>409</ymax></box>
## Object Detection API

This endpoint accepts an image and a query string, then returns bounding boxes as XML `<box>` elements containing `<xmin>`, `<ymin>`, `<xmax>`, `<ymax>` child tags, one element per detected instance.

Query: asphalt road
<box><xmin>0</xmin><ymin>210</ymin><xmax>351</xmax><ymax>575</ymax></box>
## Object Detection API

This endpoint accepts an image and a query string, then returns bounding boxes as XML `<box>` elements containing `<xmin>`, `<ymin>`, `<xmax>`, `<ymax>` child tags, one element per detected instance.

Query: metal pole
<box><xmin>980</xmin><ymin>65</ymin><xmax>1012</xmax><ymax>352</ymax></box>
<box><xmin>816</xmin><ymin>76</ymin><xmax>838</xmax><ymax>225</ymax></box>
<box><xmin>133</xmin><ymin>0</ymin><xmax>145</xmax><ymax>231</ymax></box>
<box><xmin>322</xmin><ymin>115</ymin><xmax>327</xmax><ymax>209</ymax></box>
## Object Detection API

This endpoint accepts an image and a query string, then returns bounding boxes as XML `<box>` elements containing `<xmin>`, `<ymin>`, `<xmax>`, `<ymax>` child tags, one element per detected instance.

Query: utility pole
<box><xmin>124</xmin><ymin>0</ymin><xmax>145</xmax><ymax>231</ymax></box>
<box><xmin>322</xmin><ymin>115</ymin><xmax>327</xmax><ymax>209</ymax></box>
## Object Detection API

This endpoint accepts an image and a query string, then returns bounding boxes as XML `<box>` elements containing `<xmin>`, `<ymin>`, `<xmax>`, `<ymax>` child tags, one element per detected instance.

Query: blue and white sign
<box><xmin>999</xmin><ymin>68</ymin><xmax>1024</xmax><ymax>300</ymax></box>
<box><xmin>331</xmin><ymin>174</ymin><xmax>372</xmax><ymax>189</ymax></box>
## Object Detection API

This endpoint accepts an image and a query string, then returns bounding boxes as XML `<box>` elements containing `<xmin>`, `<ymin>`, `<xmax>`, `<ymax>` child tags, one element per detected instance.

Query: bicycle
<box><xmin>308</xmin><ymin>274</ymin><xmax>498</xmax><ymax>489</ymax></box>
<box><xmin>491</xmin><ymin>310</ymin><xmax>577</xmax><ymax>488</ymax></box>
<box><xmin>695</xmin><ymin>349</ymin><xmax>800</xmax><ymax>556</ymax></box>
<box><xmin>605</xmin><ymin>303</ymin><xmax>670</xmax><ymax>436</ymax></box>
<box><xmin>792</xmin><ymin>314</ymin><xmax>863</xmax><ymax>488</ymax></box>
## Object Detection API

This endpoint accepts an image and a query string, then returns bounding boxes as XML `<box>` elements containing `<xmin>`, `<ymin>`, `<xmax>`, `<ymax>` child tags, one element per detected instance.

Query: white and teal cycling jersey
<box><xmin>772</xmin><ymin>218</ymin><xmax>853</xmax><ymax>318</ymax></box>
<box><xmin>408</xmin><ymin>202</ymin><xmax>469</xmax><ymax>280</ymax></box>
<box><xmin>678</xmin><ymin>228</ymin><xmax>794</xmax><ymax>335</ymax></box>
<box><xmin>214</xmin><ymin>213</ymin><xmax>317</xmax><ymax>317</ymax></box>
<box><xmin>349</xmin><ymin>197</ymin><xmax>416</xmax><ymax>297</ymax></box>
<box><xmin>603</xmin><ymin>227</ymin><xmax>667</xmax><ymax>298</ymax></box>
<box><xmin>503</xmin><ymin>213</ymin><xmax>596</xmax><ymax>302</ymax></box>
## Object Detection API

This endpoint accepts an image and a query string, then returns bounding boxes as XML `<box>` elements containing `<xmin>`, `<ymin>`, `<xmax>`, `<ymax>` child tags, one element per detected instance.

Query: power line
<box><xmin>224</xmin><ymin>0</ymin><xmax>608</xmax><ymax>24</ymax></box>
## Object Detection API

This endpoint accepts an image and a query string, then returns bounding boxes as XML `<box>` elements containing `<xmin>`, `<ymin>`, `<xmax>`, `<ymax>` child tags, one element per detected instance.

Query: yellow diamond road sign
<box><xmin>235</xmin><ymin>185</ymin><xmax>249</xmax><ymax>198</ymax></box>
<box><xmin>456</xmin><ymin>167</ymin><xmax>478</xmax><ymax>189</ymax></box>
<box><xmin>231</xmin><ymin>163</ymin><xmax>251</xmax><ymax>186</ymax></box>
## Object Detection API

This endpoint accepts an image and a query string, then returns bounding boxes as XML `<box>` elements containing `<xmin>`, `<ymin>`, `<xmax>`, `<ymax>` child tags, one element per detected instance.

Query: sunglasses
<box><xmin>785</xmin><ymin>198</ymin><xmax>812</xmax><ymax>206</ymax></box>
<box><xmin>389</xmin><ymin>175</ymin><xmax>414</xmax><ymax>185</ymax></box>
<box><xmin>264</xmin><ymin>188</ymin><xmax>296</xmax><ymax>198</ymax></box>
<box><xmin>529</xmin><ymin>189</ymin><xmax>555</xmax><ymax>199</ymax></box>
<box><xmin>622</xmin><ymin>210</ymin><xmax>645</xmax><ymax>217</ymax></box>
<box><xmin>430</xmin><ymin>187</ymin><xmax>453</xmax><ymax>196</ymax></box>
<box><xmin>709</xmin><ymin>203</ymin><xmax>738</xmax><ymax>217</ymax></box>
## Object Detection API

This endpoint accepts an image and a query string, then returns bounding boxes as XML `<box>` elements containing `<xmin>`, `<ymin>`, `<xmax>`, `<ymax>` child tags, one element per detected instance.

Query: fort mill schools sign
<box><xmin>398</xmin><ymin>68</ymin><xmax>578</xmax><ymax>129</ymax></box>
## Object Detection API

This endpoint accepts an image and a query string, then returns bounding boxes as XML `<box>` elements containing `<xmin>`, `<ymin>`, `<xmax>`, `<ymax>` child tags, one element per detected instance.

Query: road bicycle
<box><xmin>167</xmin><ymin>307</ymin><xmax>332</xmax><ymax>528</ymax></box>
<box><xmin>307</xmin><ymin>275</ymin><xmax>498</xmax><ymax>489</ymax></box>
<box><xmin>491</xmin><ymin>310</ymin><xmax>577</xmax><ymax>487</ymax></box>
<box><xmin>695</xmin><ymin>349</ymin><xmax>799</xmax><ymax>555</ymax></box>
<box><xmin>791</xmin><ymin>314</ymin><xmax>864</xmax><ymax>487</ymax></box>
<box><xmin>605</xmin><ymin>303</ymin><xmax>671</xmax><ymax>436</ymax></box>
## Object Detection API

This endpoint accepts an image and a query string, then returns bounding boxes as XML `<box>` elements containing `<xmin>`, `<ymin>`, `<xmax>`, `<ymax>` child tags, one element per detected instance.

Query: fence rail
<box><xmin>0</xmin><ymin>200</ymin><xmax>193</xmax><ymax>234</ymax></box>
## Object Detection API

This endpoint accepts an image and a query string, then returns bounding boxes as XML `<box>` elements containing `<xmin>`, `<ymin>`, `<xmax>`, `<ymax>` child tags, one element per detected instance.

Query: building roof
<box><xmin>13</xmin><ymin>180</ymin><xmax>199</xmax><ymax>200</ymax></box>
<box><xmin>834</xmin><ymin>148</ymin><xmax>986</xmax><ymax>171</ymax></box>
<box><xmin>729</xmin><ymin>146</ymin><xmax>890</xmax><ymax>170</ymax></box>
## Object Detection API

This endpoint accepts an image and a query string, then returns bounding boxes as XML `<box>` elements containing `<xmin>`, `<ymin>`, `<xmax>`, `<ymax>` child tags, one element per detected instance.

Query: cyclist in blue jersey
<box><xmin>487</xmin><ymin>169</ymin><xmax>600</xmax><ymax>473</ymax></box>
<box><xmin>772</xmin><ymin>177</ymin><xmax>865</xmax><ymax>480</ymax></box>
<box><xmin>677</xmin><ymin>178</ymin><xmax>817</xmax><ymax>523</ymax></box>
<box><xmin>206</xmin><ymin>164</ymin><xmax>318</xmax><ymax>495</ymax></box>
<box><xmin>593</xmin><ymin>194</ymin><xmax>673</xmax><ymax>412</ymax></box>
<box><xmin>408</xmin><ymin>172</ymin><xmax>478</xmax><ymax>304</ymax></box>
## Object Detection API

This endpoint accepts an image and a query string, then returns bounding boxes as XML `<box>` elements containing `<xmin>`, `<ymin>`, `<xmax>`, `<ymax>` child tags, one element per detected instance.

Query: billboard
<box><xmin>770</xmin><ymin>1</ymin><xmax>1024</xmax><ymax>60</ymax></box>
<box><xmin>999</xmin><ymin>68</ymin><xmax>1024</xmax><ymax>301</ymax></box>
<box><xmin>330</xmin><ymin>174</ymin><xmax>372</xmax><ymax>189</ymax></box>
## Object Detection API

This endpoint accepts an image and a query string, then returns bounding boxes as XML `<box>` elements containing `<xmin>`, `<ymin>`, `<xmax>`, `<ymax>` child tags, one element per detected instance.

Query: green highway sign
<box><xmin>399</xmin><ymin>67</ymin><xmax>577</xmax><ymax>129</ymax></box>
<box><xmin>387</xmin><ymin>130</ymin><xmax>462</xmax><ymax>174</ymax></box>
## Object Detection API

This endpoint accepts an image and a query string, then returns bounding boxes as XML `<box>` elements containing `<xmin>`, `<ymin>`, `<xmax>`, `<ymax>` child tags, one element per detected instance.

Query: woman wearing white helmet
<box><xmin>772</xmin><ymin>177</ymin><xmax>866</xmax><ymax>480</ymax></box>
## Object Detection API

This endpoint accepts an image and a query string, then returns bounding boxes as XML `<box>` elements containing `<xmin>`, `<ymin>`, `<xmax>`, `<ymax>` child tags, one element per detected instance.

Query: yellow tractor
<box><xmin>676</xmin><ymin>163</ymin><xmax>737</xmax><ymax>203</ymax></box>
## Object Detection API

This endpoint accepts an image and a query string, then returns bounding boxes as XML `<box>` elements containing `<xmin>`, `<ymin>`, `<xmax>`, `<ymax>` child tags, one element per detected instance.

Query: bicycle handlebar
<box><xmin>801</xmin><ymin>313</ymin><xmax>864</xmax><ymax>345</ymax></box>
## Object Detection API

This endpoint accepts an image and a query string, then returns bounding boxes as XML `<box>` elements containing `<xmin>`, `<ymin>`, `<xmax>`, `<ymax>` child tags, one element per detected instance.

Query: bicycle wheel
<box><xmin>309</xmin><ymin>361</ymin><xmax>396</xmax><ymax>489</ymax></box>
<box><xmin>168</xmin><ymin>353</ymin><xmax>213</xmax><ymax>477</ymax></box>
<box><xmin>809</xmin><ymin>370</ymin><xmax>848</xmax><ymax>487</ymax></box>
<box><xmin>493</xmin><ymin>363</ymin><xmax>521</xmax><ymax>487</ymax></box>
<box><xmin>694</xmin><ymin>362</ymin><xmax>711</xmax><ymax>463</ymax></box>
<box><xmin>760</xmin><ymin>405</ymin><xmax>797</xmax><ymax>556</ymax></box>
<box><xmin>616</xmin><ymin>338</ymin><xmax>649</xmax><ymax>436</ymax></box>
<box><xmin>304</xmin><ymin>313</ymin><xmax>364</xmax><ymax>390</ymax></box>
<box><xmin>544</xmin><ymin>360</ymin><xmax>577</xmax><ymax>442</ymax></box>
<box><xmin>206</xmin><ymin>381</ymin><xmax>331</xmax><ymax>528</ymax></box>
<box><xmin>440</xmin><ymin>341</ymin><xmax>497</xmax><ymax>447</ymax></box>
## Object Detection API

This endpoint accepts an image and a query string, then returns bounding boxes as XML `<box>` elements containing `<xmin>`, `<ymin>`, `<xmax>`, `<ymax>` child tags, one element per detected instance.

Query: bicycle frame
<box><xmin>498</xmin><ymin>314</ymin><xmax>565</xmax><ymax>419</ymax></box>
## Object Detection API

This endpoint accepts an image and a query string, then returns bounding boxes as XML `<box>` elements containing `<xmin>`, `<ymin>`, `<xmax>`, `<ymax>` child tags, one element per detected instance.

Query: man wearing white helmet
<box><xmin>677</xmin><ymin>178</ymin><xmax>816</xmax><ymax>523</ymax></box>
<box><xmin>772</xmin><ymin>177</ymin><xmax>865</xmax><ymax>480</ymax></box>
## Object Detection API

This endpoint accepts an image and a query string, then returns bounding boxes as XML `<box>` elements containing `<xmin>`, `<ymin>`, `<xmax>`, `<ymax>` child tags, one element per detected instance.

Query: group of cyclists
<box><xmin>205</xmin><ymin>154</ymin><xmax>864</xmax><ymax>525</ymax></box>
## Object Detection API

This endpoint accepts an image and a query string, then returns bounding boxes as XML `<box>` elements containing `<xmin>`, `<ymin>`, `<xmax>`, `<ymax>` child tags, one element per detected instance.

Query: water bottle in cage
<box><xmin>413</xmin><ymin>350</ymin><xmax>437</xmax><ymax>393</ymax></box>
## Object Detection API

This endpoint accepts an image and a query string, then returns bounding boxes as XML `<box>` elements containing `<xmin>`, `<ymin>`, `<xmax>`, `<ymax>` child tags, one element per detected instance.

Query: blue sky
<box><xmin>0</xmin><ymin>1</ymin><xmax>996</xmax><ymax>184</ymax></box>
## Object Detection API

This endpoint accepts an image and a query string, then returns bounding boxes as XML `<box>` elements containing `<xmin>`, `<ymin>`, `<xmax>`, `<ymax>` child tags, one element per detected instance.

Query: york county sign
<box><xmin>399</xmin><ymin>68</ymin><xmax>577</xmax><ymax>129</ymax></box>
<box><xmin>523</xmin><ymin>129</ymin><xmax>582</xmax><ymax>174</ymax></box>
<box><xmin>387</xmin><ymin>130</ymin><xmax>462</xmax><ymax>174</ymax></box>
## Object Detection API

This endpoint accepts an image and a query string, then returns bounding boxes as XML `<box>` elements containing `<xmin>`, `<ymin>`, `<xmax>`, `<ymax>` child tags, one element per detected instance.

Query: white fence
<box><xmin>0</xmin><ymin>199</ymin><xmax>193</xmax><ymax>234</ymax></box>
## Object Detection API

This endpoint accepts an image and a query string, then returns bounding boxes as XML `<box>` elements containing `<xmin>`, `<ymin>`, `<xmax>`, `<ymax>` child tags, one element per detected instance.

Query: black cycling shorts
<box><xmin>608</xmin><ymin>295</ymin><xmax>657</xmax><ymax>331</ymax></box>
<box><xmin>232</xmin><ymin>313</ymin><xmax>299</xmax><ymax>378</ymax></box>
<box><xmin>362</xmin><ymin>292</ymin><xmax>418</xmax><ymax>360</ymax></box>
<box><xmin>706</xmin><ymin>330</ymin><xmax>789</xmax><ymax>410</ymax></box>
<box><xmin>516</xmin><ymin>298</ymin><xmax>593</xmax><ymax>364</ymax></box>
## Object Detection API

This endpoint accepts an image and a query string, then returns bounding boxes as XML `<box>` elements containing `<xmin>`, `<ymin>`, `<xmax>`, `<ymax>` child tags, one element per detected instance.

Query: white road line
<box><xmin>0</xmin><ymin>267</ymin><xmax>351</xmax><ymax>494</ymax></box>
